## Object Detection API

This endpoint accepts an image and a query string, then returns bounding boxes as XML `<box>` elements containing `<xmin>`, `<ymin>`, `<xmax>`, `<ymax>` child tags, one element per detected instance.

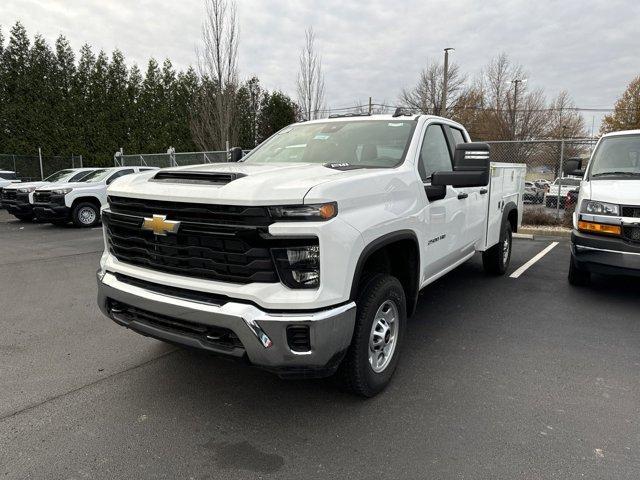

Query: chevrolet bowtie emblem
<box><xmin>141</xmin><ymin>214</ymin><xmax>180</xmax><ymax>236</ymax></box>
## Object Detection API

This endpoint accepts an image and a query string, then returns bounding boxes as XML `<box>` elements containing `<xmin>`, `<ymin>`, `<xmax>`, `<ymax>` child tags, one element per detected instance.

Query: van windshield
<box><xmin>242</xmin><ymin>120</ymin><xmax>417</xmax><ymax>168</ymax></box>
<box><xmin>589</xmin><ymin>135</ymin><xmax>640</xmax><ymax>179</ymax></box>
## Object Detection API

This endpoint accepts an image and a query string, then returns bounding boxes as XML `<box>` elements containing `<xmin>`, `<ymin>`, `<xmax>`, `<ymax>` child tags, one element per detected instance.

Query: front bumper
<box><xmin>2</xmin><ymin>195</ymin><xmax>33</xmax><ymax>215</ymax></box>
<box><xmin>571</xmin><ymin>230</ymin><xmax>640</xmax><ymax>277</ymax></box>
<box><xmin>97</xmin><ymin>271</ymin><xmax>357</xmax><ymax>378</ymax></box>
<box><xmin>33</xmin><ymin>203</ymin><xmax>70</xmax><ymax>220</ymax></box>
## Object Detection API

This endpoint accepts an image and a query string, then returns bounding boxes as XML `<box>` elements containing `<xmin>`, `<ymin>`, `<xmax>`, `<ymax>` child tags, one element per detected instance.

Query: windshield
<box><xmin>43</xmin><ymin>170</ymin><xmax>73</xmax><ymax>182</ymax></box>
<box><xmin>243</xmin><ymin>120</ymin><xmax>417</xmax><ymax>167</ymax></box>
<box><xmin>79</xmin><ymin>169</ymin><xmax>111</xmax><ymax>182</ymax></box>
<box><xmin>0</xmin><ymin>172</ymin><xmax>17</xmax><ymax>180</ymax></box>
<box><xmin>589</xmin><ymin>135</ymin><xmax>640</xmax><ymax>178</ymax></box>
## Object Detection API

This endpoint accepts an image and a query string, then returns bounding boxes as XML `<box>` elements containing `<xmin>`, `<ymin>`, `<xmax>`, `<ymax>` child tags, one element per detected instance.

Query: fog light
<box><xmin>272</xmin><ymin>245</ymin><xmax>320</xmax><ymax>289</ymax></box>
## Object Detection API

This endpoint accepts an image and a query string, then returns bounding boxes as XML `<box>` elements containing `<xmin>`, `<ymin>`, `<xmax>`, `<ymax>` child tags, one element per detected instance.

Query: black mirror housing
<box><xmin>563</xmin><ymin>158</ymin><xmax>585</xmax><ymax>177</ymax></box>
<box><xmin>228</xmin><ymin>147</ymin><xmax>244</xmax><ymax>162</ymax></box>
<box><xmin>432</xmin><ymin>142</ymin><xmax>490</xmax><ymax>188</ymax></box>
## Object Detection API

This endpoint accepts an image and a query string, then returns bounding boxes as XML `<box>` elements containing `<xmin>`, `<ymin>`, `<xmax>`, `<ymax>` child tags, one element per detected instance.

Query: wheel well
<box><xmin>71</xmin><ymin>196</ymin><xmax>101</xmax><ymax>211</ymax></box>
<box><xmin>507</xmin><ymin>205</ymin><xmax>518</xmax><ymax>233</ymax></box>
<box><xmin>351</xmin><ymin>234</ymin><xmax>420</xmax><ymax>317</ymax></box>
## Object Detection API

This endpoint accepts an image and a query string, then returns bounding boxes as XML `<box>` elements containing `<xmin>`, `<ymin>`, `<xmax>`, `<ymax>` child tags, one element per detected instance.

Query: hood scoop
<box><xmin>151</xmin><ymin>171</ymin><xmax>246</xmax><ymax>185</ymax></box>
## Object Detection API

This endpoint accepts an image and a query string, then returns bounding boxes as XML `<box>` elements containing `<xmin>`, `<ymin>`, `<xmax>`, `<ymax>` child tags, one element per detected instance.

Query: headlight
<box><xmin>272</xmin><ymin>244</ymin><xmax>320</xmax><ymax>289</ymax></box>
<box><xmin>581</xmin><ymin>200</ymin><xmax>619</xmax><ymax>216</ymax></box>
<box><xmin>268</xmin><ymin>202</ymin><xmax>337</xmax><ymax>221</ymax></box>
<box><xmin>17</xmin><ymin>186</ymin><xmax>37</xmax><ymax>193</ymax></box>
<box><xmin>51</xmin><ymin>187</ymin><xmax>73</xmax><ymax>195</ymax></box>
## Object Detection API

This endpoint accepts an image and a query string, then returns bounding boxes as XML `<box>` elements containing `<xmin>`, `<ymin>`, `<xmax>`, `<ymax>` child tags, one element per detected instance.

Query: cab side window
<box><xmin>106</xmin><ymin>169</ymin><xmax>134</xmax><ymax>185</ymax></box>
<box><xmin>450</xmin><ymin>127</ymin><xmax>466</xmax><ymax>146</ymax></box>
<box><xmin>418</xmin><ymin>125</ymin><xmax>452</xmax><ymax>181</ymax></box>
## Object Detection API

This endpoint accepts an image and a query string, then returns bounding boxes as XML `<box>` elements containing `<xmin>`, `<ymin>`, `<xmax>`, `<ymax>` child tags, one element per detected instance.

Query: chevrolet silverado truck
<box><xmin>33</xmin><ymin>166</ymin><xmax>157</xmax><ymax>227</ymax></box>
<box><xmin>96</xmin><ymin>114</ymin><xmax>525</xmax><ymax>396</ymax></box>
<box><xmin>1</xmin><ymin>168</ymin><xmax>99</xmax><ymax>221</ymax></box>
<box><xmin>565</xmin><ymin>129</ymin><xmax>640</xmax><ymax>285</ymax></box>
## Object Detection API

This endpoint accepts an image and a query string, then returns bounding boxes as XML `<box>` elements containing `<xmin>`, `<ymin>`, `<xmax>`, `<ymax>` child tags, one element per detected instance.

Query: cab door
<box><xmin>418</xmin><ymin>123</ymin><xmax>468</xmax><ymax>280</ymax></box>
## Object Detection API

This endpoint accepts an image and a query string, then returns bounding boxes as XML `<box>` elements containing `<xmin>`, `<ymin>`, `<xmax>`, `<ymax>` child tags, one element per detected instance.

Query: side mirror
<box><xmin>228</xmin><ymin>147</ymin><xmax>244</xmax><ymax>162</ymax></box>
<box><xmin>432</xmin><ymin>142</ymin><xmax>490</xmax><ymax>188</ymax></box>
<box><xmin>563</xmin><ymin>159</ymin><xmax>585</xmax><ymax>177</ymax></box>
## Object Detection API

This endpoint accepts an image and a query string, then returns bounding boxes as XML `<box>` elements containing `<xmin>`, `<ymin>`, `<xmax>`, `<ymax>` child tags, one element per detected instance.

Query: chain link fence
<box><xmin>115</xmin><ymin>151</ymin><xmax>249</xmax><ymax>168</ymax></box>
<box><xmin>0</xmin><ymin>154</ymin><xmax>83</xmax><ymax>181</ymax></box>
<box><xmin>486</xmin><ymin>138</ymin><xmax>599</xmax><ymax>224</ymax></box>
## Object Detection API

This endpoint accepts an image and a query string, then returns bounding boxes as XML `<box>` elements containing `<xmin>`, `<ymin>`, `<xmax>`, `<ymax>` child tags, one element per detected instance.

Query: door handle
<box><xmin>479</xmin><ymin>188</ymin><xmax>488</xmax><ymax>195</ymax></box>
<box><xmin>457</xmin><ymin>193</ymin><xmax>469</xmax><ymax>200</ymax></box>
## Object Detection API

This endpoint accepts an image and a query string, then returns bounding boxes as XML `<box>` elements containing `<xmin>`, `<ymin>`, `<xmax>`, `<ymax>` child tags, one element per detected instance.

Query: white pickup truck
<box><xmin>566</xmin><ymin>129</ymin><xmax>640</xmax><ymax>285</ymax></box>
<box><xmin>96</xmin><ymin>114</ymin><xmax>525</xmax><ymax>396</ymax></box>
<box><xmin>33</xmin><ymin>166</ymin><xmax>157</xmax><ymax>227</ymax></box>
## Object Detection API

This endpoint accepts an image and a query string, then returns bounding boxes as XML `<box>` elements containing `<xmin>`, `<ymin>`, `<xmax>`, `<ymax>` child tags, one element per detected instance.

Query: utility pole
<box><xmin>510</xmin><ymin>78</ymin><xmax>526</xmax><ymax>139</ymax></box>
<box><xmin>440</xmin><ymin>47</ymin><xmax>455</xmax><ymax>116</ymax></box>
<box><xmin>368</xmin><ymin>96</ymin><xmax>372</xmax><ymax>115</ymax></box>
<box><xmin>38</xmin><ymin>147</ymin><xmax>43</xmax><ymax>180</ymax></box>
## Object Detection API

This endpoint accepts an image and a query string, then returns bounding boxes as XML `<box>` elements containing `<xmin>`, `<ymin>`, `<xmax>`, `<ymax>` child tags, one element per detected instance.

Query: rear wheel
<box><xmin>483</xmin><ymin>220</ymin><xmax>513</xmax><ymax>275</ymax></box>
<box><xmin>568</xmin><ymin>256</ymin><xmax>590</xmax><ymax>286</ymax></box>
<box><xmin>72</xmin><ymin>202</ymin><xmax>100</xmax><ymax>227</ymax></box>
<box><xmin>339</xmin><ymin>274</ymin><xmax>406</xmax><ymax>397</ymax></box>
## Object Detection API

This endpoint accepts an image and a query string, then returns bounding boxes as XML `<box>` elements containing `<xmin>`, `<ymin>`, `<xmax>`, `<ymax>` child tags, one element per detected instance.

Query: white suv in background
<box><xmin>33</xmin><ymin>166</ymin><xmax>157</xmax><ymax>227</ymax></box>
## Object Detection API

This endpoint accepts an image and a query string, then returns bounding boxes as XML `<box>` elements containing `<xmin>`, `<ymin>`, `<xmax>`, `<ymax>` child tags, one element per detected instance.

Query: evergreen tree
<box><xmin>126</xmin><ymin>64</ymin><xmax>143</xmax><ymax>152</ymax></box>
<box><xmin>106</xmin><ymin>49</ymin><xmax>129</xmax><ymax>155</ymax></box>
<box><xmin>139</xmin><ymin>58</ymin><xmax>163</xmax><ymax>152</ymax></box>
<box><xmin>257</xmin><ymin>91</ymin><xmax>298</xmax><ymax>143</ymax></box>
<box><xmin>72</xmin><ymin>44</ymin><xmax>95</xmax><ymax>160</ymax></box>
<box><xmin>26</xmin><ymin>35</ymin><xmax>57</xmax><ymax>154</ymax></box>
<box><xmin>174</xmin><ymin>67</ymin><xmax>199</xmax><ymax>151</ymax></box>
<box><xmin>53</xmin><ymin>36</ymin><xmax>77</xmax><ymax>154</ymax></box>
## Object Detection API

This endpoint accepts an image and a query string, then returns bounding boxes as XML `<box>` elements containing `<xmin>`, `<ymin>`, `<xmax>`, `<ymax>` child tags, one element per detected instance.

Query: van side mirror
<box><xmin>228</xmin><ymin>147</ymin><xmax>244</xmax><ymax>162</ymax></box>
<box><xmin>432</xmin><ymin>142</ymin><xmax>490</xmax><ymax>188</ymax></box>
<box><xmin>563</xmin><ymin>158</ymin><xmax>585</xmax><ymax>177</ymax></box>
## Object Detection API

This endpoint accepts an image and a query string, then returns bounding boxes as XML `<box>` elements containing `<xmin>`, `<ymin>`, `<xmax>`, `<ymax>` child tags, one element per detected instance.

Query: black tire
<box><xmin>483</xmin><ymin>220</ymin><xmax>513</xmax><ymax>275</ymax></box>
<box><xmin>339</xmin><ymin>274</ymin><xmax>406</xmax><ymax>397</ymax></box>
<box><xmin>71</xmin><ymin>202</ymin><xmax>100</xmax><ymax>228</ymax></box>
<box><xmin>14</xmin><ymin>213</ymin><xmax>34</xmax><ymax>222</ymax></box>
<box><xmin>568</xmin><ymin>256</ymin><xmax>590</xmax><ymax>286</ymax></box>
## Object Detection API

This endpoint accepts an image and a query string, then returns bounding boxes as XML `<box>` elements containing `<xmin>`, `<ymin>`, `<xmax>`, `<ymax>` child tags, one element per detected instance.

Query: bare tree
<box><xmin>400</xmin><ymin>59</ymin><xmax>466</xmax><ymax>116</ymax></box>
<box><xmin>296</xmin><ymin>27</ymin><xmax>325</xmax><ymax>120</ymax></box>
<box><xmin>190</xmin><ymin>0</ymin><xmax>239</xmax><ymax>150</ymax></box>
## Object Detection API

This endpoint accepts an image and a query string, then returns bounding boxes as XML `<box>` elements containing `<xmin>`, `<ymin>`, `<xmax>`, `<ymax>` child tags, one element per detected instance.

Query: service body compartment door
<box><xmin>484</xmin><ymin>165</ymin><xmax>505</xmax><ymax>249</ymax></box>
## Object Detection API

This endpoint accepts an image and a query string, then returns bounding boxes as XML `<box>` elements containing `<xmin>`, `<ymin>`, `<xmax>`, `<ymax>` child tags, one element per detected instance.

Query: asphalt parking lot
<box><xmin>1</xmin><ymin>209</ymin><xmax>639</xmax><ymax>479</ymax></box>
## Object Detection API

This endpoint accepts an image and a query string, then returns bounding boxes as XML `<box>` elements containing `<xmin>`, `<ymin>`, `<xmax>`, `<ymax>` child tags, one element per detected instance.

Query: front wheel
<box><xmin>71</xmin><ymin>202</ymin><xmax>100</xmax><ymax>228</ymax></box>
<box><xmin>339</xmin><ymin>274</ymin><xmax>406</xmax><ymax>397</ymax></box>
<box><xmin>483</xmin><ymin>220</ymin><xmax>513</xmax><ymax>275</ymax></box>
<box><xmin>568</xmin><ymin>256</ymin><xmax>590</xmax><ymax>286</ymax></box>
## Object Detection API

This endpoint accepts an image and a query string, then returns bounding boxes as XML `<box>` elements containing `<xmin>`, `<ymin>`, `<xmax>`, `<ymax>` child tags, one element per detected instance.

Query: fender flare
<box><xmin>349</xmin><ymin>230</ymin><xmax>421</xmax><ymax>317</ymax></box>
<box><xmin>502</xmin><ymin>201</ymin><xmax>518</xmax><ymax>232</ymax></box>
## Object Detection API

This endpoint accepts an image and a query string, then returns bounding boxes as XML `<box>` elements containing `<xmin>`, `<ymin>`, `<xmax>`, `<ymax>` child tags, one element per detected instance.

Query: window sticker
<box><xmin>314</xmin><ymin>134</ymin><xmax>330</xmax><ymax>140</ymax></box>
<box><xmin>388</xmin><ymin>123</ymin><xmax>404</xmax><ymax>127</ymax></box>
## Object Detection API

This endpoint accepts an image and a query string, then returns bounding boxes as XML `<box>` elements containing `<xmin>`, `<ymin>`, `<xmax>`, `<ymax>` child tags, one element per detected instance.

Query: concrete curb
<box><xmin>520</xmin><ymin>227</ymin><xmax>572</xmax><ymax>238</ymax></box>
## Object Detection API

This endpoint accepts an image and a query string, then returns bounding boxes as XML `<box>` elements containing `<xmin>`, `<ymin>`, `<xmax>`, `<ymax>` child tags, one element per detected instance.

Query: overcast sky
<box><xmin>2</xmin><ymin>0</ymin><xmax>639</xmax><ymax>130</ymax></box>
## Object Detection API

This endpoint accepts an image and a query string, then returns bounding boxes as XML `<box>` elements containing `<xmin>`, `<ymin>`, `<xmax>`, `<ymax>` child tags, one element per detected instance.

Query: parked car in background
<box><xmin>33</xmin><ymin>166</ymin><xmax>157</xmax><ymax>227</ymax></box>
<box><xmin>565</xmin><ymin>187</ymin><xmax>580</xmax><ymax>210</ymax></box>
<box><xmin>0</xmin><ymin>170</ymin><xmax>21</xmax><ymax>199</ymax></box>
<box><xmin>566</xmin><ymin>129</ymin><xmax>640</xmax><ymax>285</ymax></box>
<box><xmin>1</xmin><ymin>168</ymin><xmax>99</xmax><ymax>221</ymax></box>
<box><xmin>534</xmin><ymin>179</ymin><xmax>550</xmax><ymax>192</ymax></box>
<box><xmin>523</xmin><ymin>181</ymin><xmax>544</xmax><ymax>204</ymax></box>
<box><xmin>545</xmin><ymin>176</ymin><xmax>582</xmax><ymax>208</ymax></box>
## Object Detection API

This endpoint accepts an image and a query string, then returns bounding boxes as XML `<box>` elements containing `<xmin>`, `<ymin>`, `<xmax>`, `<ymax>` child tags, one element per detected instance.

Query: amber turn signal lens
<box><xmin>319</xmin><ymin>203</ymin><xmax>337</xmax><ymax>219</ymax></box>
<box><xmin>578</xmin><ymin>220</ymin><xmax>621</xmax><ymax>236</ymax></box>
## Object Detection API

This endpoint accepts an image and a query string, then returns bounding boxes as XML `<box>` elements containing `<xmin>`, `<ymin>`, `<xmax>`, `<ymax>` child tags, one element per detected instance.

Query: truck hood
<box><xmin>107</xmin><ymin>162</ymin><xmax>374</xmax><ymax>204</ymax></box>
<box><xmin>586</xmin><ymin>179</ymin><xmax>640</xmax><ymax>205</ymax></box>
<box><xmin>36</xmin><ymin>181</ymin><xmax>101</xmax><ymax>191</ymax></box>
<box><xmin>4</xmin><ymin>181</ymin><xmax>46</xmax><ymax>190</ymax></box>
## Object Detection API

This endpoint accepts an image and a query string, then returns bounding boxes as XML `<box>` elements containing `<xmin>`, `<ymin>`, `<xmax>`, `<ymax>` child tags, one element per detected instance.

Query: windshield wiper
<box><xmin>592</xmin><ymin>171</ymin><xmax>640</xmax><ymax>177</ymax></box>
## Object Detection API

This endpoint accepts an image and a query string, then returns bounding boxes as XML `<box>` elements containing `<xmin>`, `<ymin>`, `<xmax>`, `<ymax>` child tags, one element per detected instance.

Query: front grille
<box><xmin>107</xmin><ymin>299</ymin><xmax>244</xmax><ymax>351</ymax></box>
<box><xmin>105</xmin><ymin>196</ymin><xmax>288</xmax><ymax>284</ymax></box>
<box><xmin>2</xmin><ymin>189</ymin><xmax>17</xmax><ymax>200</ymax></box>
<box><xmin>623</xmin><ymin>226</ymin><xmax>640</xmax><ymax>243</ymax></box>
<box><xmin>108</xmin><ymin>195</ymin><xmax>273</xmax><ymax>226</ymax></box>
<box><xmin>114</xmin><ymin>273</ymin><xmax>230</xmax><ymax>306</ymax></box>
<box><xmin>622</xmin><ymin>205</ymin><xmax>640</xmax><ymax>218</ymax></box>
<box><xmin>34</xmin><ymin>191</ymin><xmax>51</xmax><ymax>203</ymax></box>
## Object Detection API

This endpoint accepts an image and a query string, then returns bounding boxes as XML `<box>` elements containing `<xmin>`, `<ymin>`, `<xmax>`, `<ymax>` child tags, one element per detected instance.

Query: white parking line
<box><xmin>510</xmin><ymin>242</ymin><xmax>559</xmax><ymax>279</ymax></box>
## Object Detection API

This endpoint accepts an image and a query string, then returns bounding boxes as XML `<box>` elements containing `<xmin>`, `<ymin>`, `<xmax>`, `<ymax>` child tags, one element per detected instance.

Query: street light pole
<box><xmin>510</xmin><ymin>78</ymin><xmax>526</xmax><ymax>139</ymax></box>
<box><xmin>441</xmin><ymin>47</ymin><xmax>455</xmax><ymax>116</ymax></box>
